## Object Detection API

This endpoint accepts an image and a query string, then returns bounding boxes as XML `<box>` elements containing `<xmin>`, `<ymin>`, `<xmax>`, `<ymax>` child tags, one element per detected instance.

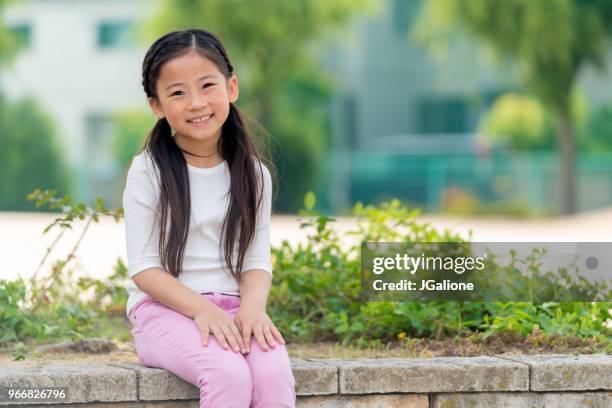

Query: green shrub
<box><xmin>0</xmin><ymin>190</ymin><xmax>126</xmax><ymax>349</ymax></box>
<box><xmin>0</xmin><ymin>278</ymin><xmax>39</xmax><ymax>345</ymax></box>
<box><xmin>269</xmin><ymin>194</ymin><xmax>611</xmax><ymax>346</ymax></box>
<box><xmin>3</xmin><ymin>190</ymin><xmax>609</xmax><ymax>352</ymax></box>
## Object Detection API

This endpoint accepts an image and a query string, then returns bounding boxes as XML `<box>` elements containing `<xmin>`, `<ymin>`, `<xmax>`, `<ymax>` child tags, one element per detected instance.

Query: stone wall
<box><xmin>1</xmin><ymin>354</ymin><xmax>610</xmax><ymax>407</ymax></box>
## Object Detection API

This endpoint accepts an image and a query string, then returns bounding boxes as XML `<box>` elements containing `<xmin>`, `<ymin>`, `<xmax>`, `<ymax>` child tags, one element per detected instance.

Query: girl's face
<box><xmin>148</xmin><ymin>50</ymin><xmax>238</xmax><ymax>150</ymax></box>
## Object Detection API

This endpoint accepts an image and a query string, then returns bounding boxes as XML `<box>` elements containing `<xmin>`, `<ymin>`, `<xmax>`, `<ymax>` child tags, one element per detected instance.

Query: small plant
<box><xmin>25</xmin><ymin>189</ymin><xmax>123</xmax><ymax>309</ymax></box>
<box><xmin>0</xmin><ymin>189</ymin><xmax>126</xmax><ymax>354</ymax></box>
<box><xmin>268</xmin><ymin>192</ymin><xmax>611</xmax><ymax>347</ymax></box>
<box><xmin>2</xmin><ymin>189</ymin><xmax>610</xmax><ymax>356</ymax></box>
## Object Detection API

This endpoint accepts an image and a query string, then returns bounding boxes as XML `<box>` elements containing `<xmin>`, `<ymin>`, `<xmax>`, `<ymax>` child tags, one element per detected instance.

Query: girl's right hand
<box><xmin>193</xmin><ymin>304</ymin><xmax>246</xmax><ymax>353</ymax></box>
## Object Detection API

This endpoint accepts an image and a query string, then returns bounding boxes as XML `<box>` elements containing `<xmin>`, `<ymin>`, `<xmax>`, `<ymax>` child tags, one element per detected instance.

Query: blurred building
<box><xmin>1</xmin><ymin>0</ymin><xmax>150</xmax><ymax>206</ymax></box>
<box><xmin>324</xmin><ymin>0</ymin><xmax>612</xmax><ymax>214</ymax></box>
<box><xmin>3</xmin><ymin>0</ymin><xmax>612</xmax><ymax>214</ymax></box>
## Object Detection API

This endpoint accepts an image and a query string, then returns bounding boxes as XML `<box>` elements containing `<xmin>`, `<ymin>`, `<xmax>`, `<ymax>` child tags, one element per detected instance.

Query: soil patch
<box><xmin>1</xmin><ymin>332</ymin><xmax>608</xmax><ymax>367</ymax></box>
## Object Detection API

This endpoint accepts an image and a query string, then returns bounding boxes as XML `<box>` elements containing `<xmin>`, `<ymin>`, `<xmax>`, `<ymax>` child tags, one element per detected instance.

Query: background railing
<box><xmin>317</xmin><ymin>151</ymin><xmax>612</xmax><ymax>215</ymax></box>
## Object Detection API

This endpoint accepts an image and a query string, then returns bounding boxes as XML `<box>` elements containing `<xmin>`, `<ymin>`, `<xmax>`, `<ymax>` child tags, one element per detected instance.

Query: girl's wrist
<box><xmin>240</xmin><ymin>297</ymin><xmax>267</xmax><ymax>312</ymax></box>
<box><xmin>191</xmin><ymin>296</ymin><xmax>218</xmax><ymax>318</ymax></box>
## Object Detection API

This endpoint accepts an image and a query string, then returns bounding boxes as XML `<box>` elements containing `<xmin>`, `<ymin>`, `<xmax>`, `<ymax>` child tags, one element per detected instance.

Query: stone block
<box><xmin>331</xmin><ymin>356</ymin><xmax>528</xmax><ymax>394</ymax></box>
<box><xmin>503</xmin><ymin>354</ymin><xmax>612</xmax><ymax>391</ymax></box>
<box><xmin>432</xmin><ymin>391</ymin><xmax>612</xmax><ymax>408</ymax></box>
<box><xmin>298</xmin><ymin>393</ymin><xmax>428</xmax><ymax>408</ymax></box>
<box><xmin>0</xmin><ymin>364</ymin><xmax>136</xmax><ymax>404</ymax></box>
<box><xmin>111</xmin><ymin>363</ymin><xmax>198</xmax><ymax>401</ymax></box>
<box><xmin>292</xmin><ymin>359</ymin><xmax>338</xmax><ymax>396</ymax></box>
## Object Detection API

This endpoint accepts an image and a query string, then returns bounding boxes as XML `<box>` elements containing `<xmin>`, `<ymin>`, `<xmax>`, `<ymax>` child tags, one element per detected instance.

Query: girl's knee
<box><xmin>250</xmin><ymin>351</ymin><xmax>296</xmax><ymax>395</ymax></box>
<box><xmin>223</xmin><ymin>357</ymin><xmax>253</xmax><ymax>389</ymax></box>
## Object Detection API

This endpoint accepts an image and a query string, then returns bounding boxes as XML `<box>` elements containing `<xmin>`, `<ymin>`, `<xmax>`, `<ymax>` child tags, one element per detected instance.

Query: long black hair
<box><xmin>140</xmin><ymin>28</ymin><xmax>273</xmax><ymax>282</ymax></box>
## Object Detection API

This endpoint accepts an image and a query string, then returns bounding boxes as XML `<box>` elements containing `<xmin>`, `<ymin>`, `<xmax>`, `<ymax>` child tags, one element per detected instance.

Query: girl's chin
<box><xmin>175</xmin><ymin>130</ymin><xmax>222</xmax><ymax>142</ymax></box>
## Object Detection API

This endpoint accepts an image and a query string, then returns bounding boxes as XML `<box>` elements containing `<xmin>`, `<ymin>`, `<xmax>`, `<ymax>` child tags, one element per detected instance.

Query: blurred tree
<box><xmin>110</xmin><ymin>109</ymin><xmax>156</xmax><ymax>171</ymax></box>
<box><xmin>480</xmin><ymin>93</ymin><xmax>556</xmax><ymax>151</ymax></box>
<box><xmin>0</xmin><ymin>0</ymin><xmax>70</xmax><ymax>211</ymax></box>
<box><xmin>0</xmin><ymin>96</ymin><xmax>70</xmax><ymax>211</ymax></box>
<box><xmin>582</xmin><ymin>104</ymin><xmax>612</xmax><ymax>152</ymax></box>
<box><xmin>415</xmin><ymin>0</ymin><xmax>612</xmax><ymax>214</ymax></box>
<box><xmin>480</xmin><ymin>91</ymin><xmax>590</xmax><ymax>151</ymax></box>
<box><xmin>142</xmin><ymin>0</ymin><xmax>379</xmax><ymax>212</ymax></box>
<box><xmin>0</xmin><ymin>0</ymin><xmax>18</xmax><ymax>66</ymax></box>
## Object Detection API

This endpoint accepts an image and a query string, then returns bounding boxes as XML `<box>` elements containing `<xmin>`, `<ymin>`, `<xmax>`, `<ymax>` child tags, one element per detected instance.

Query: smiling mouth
<box><xmin>187</xmin><ymin>113</ymin><xmax>214</xmax><ymax>123</ymax></box>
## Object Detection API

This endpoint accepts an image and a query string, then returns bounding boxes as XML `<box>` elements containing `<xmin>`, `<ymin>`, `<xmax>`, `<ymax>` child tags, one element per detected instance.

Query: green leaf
<box><xmin>304</xmin><ymin>191</ymin><xmax>316</xmax><ymax>211</ymax></box>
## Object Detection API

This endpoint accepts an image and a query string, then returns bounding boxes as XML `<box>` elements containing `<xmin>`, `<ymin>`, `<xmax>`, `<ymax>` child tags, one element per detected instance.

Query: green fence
<box><xmin>317</xmin><ymin>151</ymin><xmax>612</xmax><ymax>215</ymax></box>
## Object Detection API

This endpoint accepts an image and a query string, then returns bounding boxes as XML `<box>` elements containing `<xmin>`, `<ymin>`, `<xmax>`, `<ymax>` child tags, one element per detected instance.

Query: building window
<box><xmin>97</xmin><ymin>21</ymin><xmax>135</xmax><ymax>49</ymax></box>
<box><xmin>84</xmin><ymin>113</ymin><xmax>120</xmax><ymax>205</ymax></box>
<box><xmin>344</xmin><ymin>94</ymin><xmax>358</xmax><ymax>149</ymax></box>
<box><xmin>417</xmin><ymin>96</ymin><xmax>469</xmax><ymax>134</ymax></box>
<box><xmin>9</xmin><ymin>23</ymin><xmax>32</xmax><ymax>49</ymax></box>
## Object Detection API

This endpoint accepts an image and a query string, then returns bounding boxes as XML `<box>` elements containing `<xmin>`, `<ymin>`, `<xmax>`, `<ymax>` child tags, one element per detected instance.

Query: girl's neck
<box><xmin>174</xmin><ymin>134</ymin><xmax>223</xmax><ymax>169</ymax></box>
<box><xmin>182</xmin><ymin>149</ymin><xmax>224</xmax><ymax>169</ymax></box>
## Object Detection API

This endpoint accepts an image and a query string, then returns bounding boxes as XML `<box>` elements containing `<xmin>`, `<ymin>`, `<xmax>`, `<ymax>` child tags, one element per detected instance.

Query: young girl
<box><xmin>122</xmin><ymin>29</ymin><xmax>296</xmax><ymax>407</ymax></box>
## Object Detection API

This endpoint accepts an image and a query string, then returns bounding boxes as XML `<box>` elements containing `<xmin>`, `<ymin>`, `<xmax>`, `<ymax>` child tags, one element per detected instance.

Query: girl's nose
<box><xmin>188</xmin><ymin>93</ymin><xmax>208</xmax><ymax>109</ymax></box>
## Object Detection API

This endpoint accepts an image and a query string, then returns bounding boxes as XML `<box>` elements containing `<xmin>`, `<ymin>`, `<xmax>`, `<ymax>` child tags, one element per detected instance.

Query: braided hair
<box><xmin>139</xmin><ymin>28</ymin><xmax>271</xmax><ymax>282</ymax></box>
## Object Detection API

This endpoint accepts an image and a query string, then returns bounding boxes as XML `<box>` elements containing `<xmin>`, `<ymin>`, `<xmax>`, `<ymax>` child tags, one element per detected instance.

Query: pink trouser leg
<box><xmin>244</xmin><ymin>334</ymin><xmax>296</xmax><ymax>407</ymax></box>
<box><xmin>129</xmin><ymin>292</ymin><xmax>296</xmax><ymax>408</ymax></box>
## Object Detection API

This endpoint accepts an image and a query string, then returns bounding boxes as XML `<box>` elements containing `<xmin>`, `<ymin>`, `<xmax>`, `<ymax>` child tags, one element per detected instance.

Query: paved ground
<box><xmin>1</xmin><ymin>208</ymin><xmax>611</xmax><ymax>282</ymax></box>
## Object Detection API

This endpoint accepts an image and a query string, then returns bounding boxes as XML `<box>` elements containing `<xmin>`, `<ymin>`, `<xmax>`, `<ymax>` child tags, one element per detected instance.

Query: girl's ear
<box><xmin>227</xmin><ymin>74</ymin><xmax>239</xmax><ymax>103</ymax></box>
<box><xmin>148</xmin><ymin>97</ymin><xmax>165</xmax><ymax>120</ymax></box>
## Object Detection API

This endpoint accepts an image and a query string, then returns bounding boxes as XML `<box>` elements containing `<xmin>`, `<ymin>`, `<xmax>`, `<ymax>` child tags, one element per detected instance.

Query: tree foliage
<box><xmin>0</xmin><ymin>96</ymin><xmax>70</xmax><ymax>210</ymax></box>
<box><xmin>0</xmin><ymin>0</ymin><xmax>19</xmax><ymax>65</ymax></box>
<box><xmin>110</xmin><ymin>109</ymin><xmax>155</xmax><ymax>171</ymax></box>
<box><xmin>142</xmin><ymin>0</ymin><xmax>379</xmax><ymax>211</ymax></box>
<box><xmin>480</xmin><ymin>91</ymin><xmax>590</xmax><ymax>151</ymax></box>
<box><xmin>583</xmin><ymin>104</ymin><xmax>612</xmax><ymax>152</ymax></box>
<box><xmin>416</xmin><ymin>0</ymin><xmax>612</xmax><ymax>110</ymax></box>
<box><xmin>0</xmin><ymin>1</ymin><xmax>70</xmax><ymax>210</ymax></box>
<box><xmin>415</xmin><ymin>0</ymin><xmax>612</xmax><ymax>214</ymax></box>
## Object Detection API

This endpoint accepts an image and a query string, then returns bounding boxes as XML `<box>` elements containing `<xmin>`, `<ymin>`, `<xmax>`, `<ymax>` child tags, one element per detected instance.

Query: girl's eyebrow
<box><xmin>165</xmin><ymin>74</ymin><xmax>216</xmax><ymax>91</ymax></box>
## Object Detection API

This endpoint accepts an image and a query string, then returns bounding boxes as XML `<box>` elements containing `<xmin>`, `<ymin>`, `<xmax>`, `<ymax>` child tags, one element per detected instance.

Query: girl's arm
<box><xmin>123</xmin><ymin>153</ymin><xmax>211</xmax><ymax>318</ymax></box>
<box><xmin>239</xmin><ymin>268</ymin><xmax>272</xmax><ymax>311</ymax></box>
<box><xmin>236</xmin><ymin>270</ymin><xmax>285</xmax><ymax>353</ymax></box>
<box><xmin>133</xmin><ymin>267</ymin><xmax>218</xmax><ymax>318</ymax></box>
<box><xmin>233</xmin><ymin>163</ymin><xmax>284</xmax><ymax>352</ymax></box>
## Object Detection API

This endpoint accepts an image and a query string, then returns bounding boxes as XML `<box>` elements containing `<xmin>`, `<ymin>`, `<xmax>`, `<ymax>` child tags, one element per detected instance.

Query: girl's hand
<box><xmin>193</xmin><ymin>304</ymin><xmax>246</xmax><ymax>354</ymax></box>
<box><xmin>235</xmin><ymin>305</ymin><xmax>286</xmax><ymax>353</ymax></box>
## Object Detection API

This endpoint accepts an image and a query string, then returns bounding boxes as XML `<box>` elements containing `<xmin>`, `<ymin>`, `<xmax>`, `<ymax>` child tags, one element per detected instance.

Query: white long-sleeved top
<box><xmin>122</xmin><ymin>151</ymin><xmax>273</xmax><ymax>317</ymax></box>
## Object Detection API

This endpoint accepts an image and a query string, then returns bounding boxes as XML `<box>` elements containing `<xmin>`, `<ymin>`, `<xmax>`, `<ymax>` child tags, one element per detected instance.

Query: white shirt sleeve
<box><xmin>122</xmin><ymin>153</ymin><xmax>163</xmax><ymax>278</ymax></box>
<box><xmin>241</xmin><ymin>162</ymin><xmax>273</xmax><ymax>277</ymax></box>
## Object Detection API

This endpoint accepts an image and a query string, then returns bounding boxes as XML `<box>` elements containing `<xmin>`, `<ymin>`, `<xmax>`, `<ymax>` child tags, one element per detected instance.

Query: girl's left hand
<box><xmin>234</xmin><ymin>306</ymin><xmax>286</xmax><ymax>353</ymax></box>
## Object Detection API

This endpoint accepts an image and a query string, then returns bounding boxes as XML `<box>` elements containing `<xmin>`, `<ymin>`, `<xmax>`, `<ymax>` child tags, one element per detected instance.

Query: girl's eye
<box><xmin>171</xmin><ymin>91</ymin><xmax>183</xmax><ymax>96</ymax></box>
<box><xmin>203</xmin><ymin>83</ymin><xmax>214</xmax><ymax>88</ymax></box>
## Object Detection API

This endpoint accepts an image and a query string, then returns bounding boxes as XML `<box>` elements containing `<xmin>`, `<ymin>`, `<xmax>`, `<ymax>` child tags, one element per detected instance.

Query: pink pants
<box><xmin>128</xmin><ymin>291</ymin><xmax>296</xmax><ymax>407</ymax></box>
